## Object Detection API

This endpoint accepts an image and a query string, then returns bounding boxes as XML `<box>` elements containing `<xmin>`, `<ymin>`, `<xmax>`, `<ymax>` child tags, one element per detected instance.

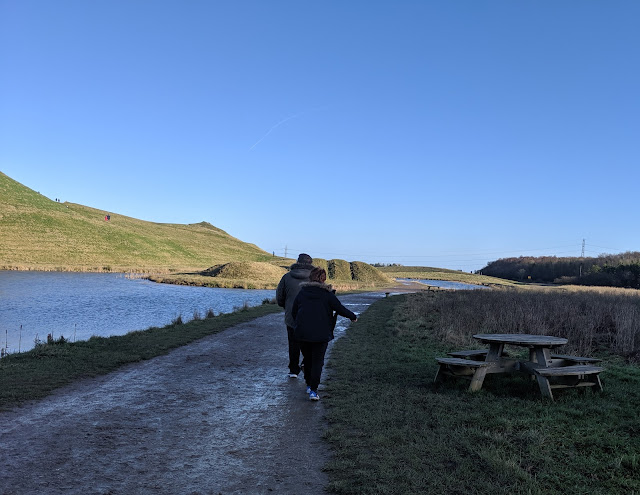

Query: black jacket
<box><xmin>292</xmin><ymin>282</ymin><xmax>357</xmax><ymax>343</ymax></box>
<box><xmin>276</xmin><ymin>263</ymin><xmax>313</xmax><ymax>327</ymax></box>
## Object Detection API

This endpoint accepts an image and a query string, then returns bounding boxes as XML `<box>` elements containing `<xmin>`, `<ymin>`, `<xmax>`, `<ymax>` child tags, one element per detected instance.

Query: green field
<box><xmin>324</xmin><ymin>292</ymin><xmax>640</xmax><ymax>494</ymax></box>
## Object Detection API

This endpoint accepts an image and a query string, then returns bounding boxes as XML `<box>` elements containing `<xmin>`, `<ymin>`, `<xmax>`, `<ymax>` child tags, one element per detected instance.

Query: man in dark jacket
<box><xmin>276</xmin><ymin>253</ymin><xmax>314</xmax><ymax>378</ymax></box>
<box><xmin>292</xmin><ymin>267</ymin><xmax>357</xmax><ymax>400</ymax></box>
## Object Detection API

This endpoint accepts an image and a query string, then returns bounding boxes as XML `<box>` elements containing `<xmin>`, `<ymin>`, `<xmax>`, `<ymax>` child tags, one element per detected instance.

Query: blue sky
<box><xmin>1</xmin><ymin>1</ymin><xmax>638</xmax><ymax>271</ymax></box>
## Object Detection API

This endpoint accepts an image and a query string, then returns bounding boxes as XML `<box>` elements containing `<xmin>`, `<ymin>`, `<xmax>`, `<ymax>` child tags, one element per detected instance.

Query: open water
<box><xmin>0</xmin><ymin>271</ymin><xmax>275</xmax><ymax>353</ymax></box>
<box><xmin>397</xmin><ymin>277</ymin><xmax>490</xmax><ymax>290</ymax></box>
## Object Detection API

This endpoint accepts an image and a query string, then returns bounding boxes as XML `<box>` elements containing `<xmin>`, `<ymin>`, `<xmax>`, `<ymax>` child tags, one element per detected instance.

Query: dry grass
<box><xmin>400</xmin><ymin>286</ymin><xmax>640</xmax><ymax>360</ymax></box>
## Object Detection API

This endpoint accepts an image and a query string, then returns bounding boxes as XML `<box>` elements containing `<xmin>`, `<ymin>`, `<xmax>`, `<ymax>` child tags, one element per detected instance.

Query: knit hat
<box><xmin>297</xmin><ymin>253</ymin><xmax>313</xmax><ymax>265</ymax></box>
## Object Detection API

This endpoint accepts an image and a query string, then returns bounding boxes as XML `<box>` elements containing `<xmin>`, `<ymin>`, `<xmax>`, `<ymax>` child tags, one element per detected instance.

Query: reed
<box><xmin>401</xmin><ymin>286</ymin><xmax>640</xmax><ymax>360</ymax></box>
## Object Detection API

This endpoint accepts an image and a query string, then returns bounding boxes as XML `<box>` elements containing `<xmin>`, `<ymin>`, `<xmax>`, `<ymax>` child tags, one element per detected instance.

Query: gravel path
<box><xmin>0</xmin><ymin>292</ymin><xmax>395</xmax><ymax>495</ymax></box>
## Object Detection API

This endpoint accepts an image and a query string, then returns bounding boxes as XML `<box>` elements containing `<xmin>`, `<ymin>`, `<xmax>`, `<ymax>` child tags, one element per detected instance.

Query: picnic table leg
<box><xmin>535</xmin><ymin>375</ymin><xmax>554</xmax><ymax>400</ymax></box>
<box><xmin>469</xmin><ymin>367</ymin><xmax>488</xmax><ymax>392</ymax></box>
<box><xmin>434</xmin><ymin>364</ymin><xmax>445</xmax><ymax>384</ymax></box>
<box><xmin>533</xmin><ymin>347</ymin><xmax>554</xmax><ymax>399</ymax></box>
<box><xmin>592</xmin><ymin>373</ymin><xmax>603</xmax><ymax>392</ymax></box>
<box><xmin>531</xmin><ymin>347</ymin><xmax>552</xmax><ymax>366</ymax></box>
<box><xmin>485</xmin><ymin>343</ymin><xmax>504</xmax><ymax>362</ymax></box>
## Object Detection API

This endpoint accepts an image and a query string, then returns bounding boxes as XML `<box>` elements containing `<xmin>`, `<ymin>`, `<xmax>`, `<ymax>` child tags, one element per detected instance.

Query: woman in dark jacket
<box><xmin>292</xmin><ymin>267</ymin><xmax>357</xmax><ymax>401</ymax></box>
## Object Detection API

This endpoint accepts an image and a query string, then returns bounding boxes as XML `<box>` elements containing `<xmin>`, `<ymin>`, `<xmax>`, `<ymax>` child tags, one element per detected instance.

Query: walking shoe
<box><xmin>306</xmin><ymin>386</ymin><xmax>311</xmax><ymax>395</ymax></box>
<box><xmin>288</xmin><ymin>373</ymin><xmax>298</xmax><ymax>378</ymax></box>
<box><xmin>309</xmin><ymin>391</ymin><xmax>320</xmax><ymax>401</ymax></box>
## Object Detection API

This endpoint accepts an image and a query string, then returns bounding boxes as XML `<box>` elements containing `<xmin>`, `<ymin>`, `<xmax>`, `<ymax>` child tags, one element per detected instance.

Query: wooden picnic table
<box><xmin>473</xmin><ymin>333</ymin><xmax>567</xmax><ymax>369</ymax></box>
<box><xmin>435</xmin><ymin>333</ymin><xmax>603</xmax><ymax>400</ymax></box>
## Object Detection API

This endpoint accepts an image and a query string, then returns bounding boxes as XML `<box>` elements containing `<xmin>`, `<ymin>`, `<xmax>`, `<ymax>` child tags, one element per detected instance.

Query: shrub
<box><xmin>350</xmin><ymin>261</ymin><xmax>391</xmax><ymax>284</ymax></box>
<box><xmin>328</xmin><ymin>259</ymin><xmax>351</xmax><ymax>280</ymax></box>
<box><xmin>311</xmin><ymin>258</ymin><xmax>329</xmax><ymax>273</ymax></box>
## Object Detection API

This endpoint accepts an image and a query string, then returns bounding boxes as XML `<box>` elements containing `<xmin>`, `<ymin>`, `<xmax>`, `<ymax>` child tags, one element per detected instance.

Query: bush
<box><xmin>311</xmin><ymin>258</ymin><xmax>329</xmax><ymax>273</ymax></box>
<box><xmin>350</xmin><ymin>261</ymin><xmax>391</xmax><ymax>284</ymax></box>
<box><xmin>328</xmin><ymin>259</ymin><xmax>351</xmax><ymax>280</ymax></box>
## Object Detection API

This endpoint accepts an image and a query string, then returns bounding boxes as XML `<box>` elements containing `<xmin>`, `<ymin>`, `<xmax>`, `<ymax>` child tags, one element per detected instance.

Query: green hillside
<box><xmin>0</xmin><ymin>171</ymin><xmax>274</xmax><ymax>272</ymax></box>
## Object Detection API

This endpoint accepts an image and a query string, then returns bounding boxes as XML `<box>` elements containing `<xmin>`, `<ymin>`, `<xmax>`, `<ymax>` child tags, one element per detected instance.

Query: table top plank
<box><xmin>473</xmin><ymin>333</ymin><xmax>568</xmax><ymax>347</ymax></box>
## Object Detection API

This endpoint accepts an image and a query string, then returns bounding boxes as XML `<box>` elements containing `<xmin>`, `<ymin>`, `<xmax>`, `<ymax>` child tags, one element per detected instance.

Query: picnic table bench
<box><xmin>549</xmin><ymin>354</ymin><xmax>602</xmax><ymax>365</ymax></box>
<box><xmin>447</xmin><ymin>349</ymin><xmax>510</xmax><ymax>360</ymax></box>
<box><xmin>434</xmin><ymin>357</ymin><xmax>491</xmax><ymax>392</ymax></box>
<box><xmin>435</xmin><ymin>334</ymin><xmax>605</xmax><ymax>400</ymax></box>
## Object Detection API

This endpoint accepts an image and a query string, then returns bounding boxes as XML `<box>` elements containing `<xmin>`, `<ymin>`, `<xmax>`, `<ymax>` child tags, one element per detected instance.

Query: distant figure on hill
<box><xmin>292</xmin><ymin>267</ymin><xmax>357</xmax><ymax>401</ymax></box>
<box><xmin>276</xmin><ymin>253</ymin><xmax>314</xmax><ymax>378</ymax></box>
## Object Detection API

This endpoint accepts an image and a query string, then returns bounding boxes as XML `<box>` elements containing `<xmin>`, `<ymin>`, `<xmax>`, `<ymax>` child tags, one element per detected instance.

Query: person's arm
<box><xmin>276</xmin><ymin>276</ymin><xmax>286</xmax><ymax>308</ymax></box>
<box><xmin>329</xmin><ymin>294</ymin><xmax>357</xmax><ymax>321</ymax></box>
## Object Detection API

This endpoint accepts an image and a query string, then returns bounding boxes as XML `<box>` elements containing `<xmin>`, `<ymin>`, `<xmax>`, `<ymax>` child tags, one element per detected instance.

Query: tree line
<box><xmin>480</xmin><ymin>251</ymin><xmax>640</xmax><ymax>289</ymax></box>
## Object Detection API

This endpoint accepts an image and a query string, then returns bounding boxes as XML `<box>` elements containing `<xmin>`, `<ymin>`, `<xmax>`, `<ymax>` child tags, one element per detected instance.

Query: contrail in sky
<box><xmin>249</xmin><ymin>112</ymin><xmax>303</xmax><ymax>150</ymax></box>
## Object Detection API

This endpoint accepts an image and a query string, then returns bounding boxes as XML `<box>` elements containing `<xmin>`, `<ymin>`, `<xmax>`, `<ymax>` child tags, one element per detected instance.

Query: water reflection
<box><xmin>0</xmin><ymin>271</ymin><xmax>274</xmax><ymax>353</ymax></box>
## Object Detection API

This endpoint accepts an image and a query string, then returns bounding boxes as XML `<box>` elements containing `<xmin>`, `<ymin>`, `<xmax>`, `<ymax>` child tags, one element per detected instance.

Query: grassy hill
<box><xmin>150</xmin><ymin>258</ymin><xmax>393</xmax><ymax>290</ymax></box>
<box><xmin>0</xmin><ymin>172</ymin><xmax>394</xmax><ymax>289</ymax></box>
<box><xmin>0</xmin><ymin>171</ymin><xmax>275</xmax><ymax>272</ymax></box>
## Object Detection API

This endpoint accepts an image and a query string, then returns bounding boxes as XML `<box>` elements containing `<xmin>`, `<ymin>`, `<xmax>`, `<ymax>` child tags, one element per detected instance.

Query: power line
<box><xmin>279</xmin><ymin>246</ymin><xmax>584</xmax><ymax>261</ymax></box>
<box><xmin>274</xmin><ymin>241</ymin><xmax>629</xmax><ymax>267</ymax></box>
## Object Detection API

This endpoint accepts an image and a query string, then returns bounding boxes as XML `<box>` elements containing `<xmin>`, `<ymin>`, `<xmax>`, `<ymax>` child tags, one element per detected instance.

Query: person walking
<box><xmin>276</xmin><ymin>253</ymin><xmax>314</xmax><ymax>378</ymax></box>
<box><xmin>292</xmin><ymin>267</ymin><xmax>357</xmax><ymax>401</ymax></box>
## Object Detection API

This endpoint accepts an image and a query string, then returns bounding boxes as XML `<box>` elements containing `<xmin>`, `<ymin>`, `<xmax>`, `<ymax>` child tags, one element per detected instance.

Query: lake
<box><xmin>0</xmin><ymin>271</ymin><xmax>275</xmax><ymax>353</ymax></box>
<box><xmin>397</xmin><ymin>278</ymin><xmax>490</xmax><ymax>291</ymax></box>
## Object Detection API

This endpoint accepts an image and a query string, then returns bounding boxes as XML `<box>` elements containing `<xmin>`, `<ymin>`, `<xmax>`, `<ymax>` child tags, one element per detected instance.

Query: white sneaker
<box><xmin>309</xmin><ymin>391</ymin><xmax>320</xmax><ymax>401</ymax></box>
<box><xmin>288</xmin><ymin>373</ymin><xmax>298</xmax><ymax>378</ymax></box>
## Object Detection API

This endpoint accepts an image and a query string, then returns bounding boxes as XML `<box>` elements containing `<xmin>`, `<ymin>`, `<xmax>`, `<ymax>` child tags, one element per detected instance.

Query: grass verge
<box><xmin>324</xmin><ymin>294</ymin><xmax>640</xmax><ymax>494</ymax></box>
<box><xmin>0</xmin><ymin>303</ymin><xmax>282</xmax><ymax>411</ymax></box>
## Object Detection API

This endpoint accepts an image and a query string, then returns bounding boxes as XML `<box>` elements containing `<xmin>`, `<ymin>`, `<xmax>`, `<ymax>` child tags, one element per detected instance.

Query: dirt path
<box><xmin>0</xmin><ymin>291</ymin><xmax>402</xmax><ymax>495</ymax></box>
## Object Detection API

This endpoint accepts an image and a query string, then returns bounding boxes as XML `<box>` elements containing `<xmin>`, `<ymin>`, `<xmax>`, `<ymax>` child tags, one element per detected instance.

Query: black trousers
<box><xmin>286</xmin><ymin>326</ymin><xmax>302</xmax><ymax>374</ymax></box>
<box><xmin>299</xmin><ymin>341</ymin><xmax>329</xmax><ymax>392</ymax></box>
